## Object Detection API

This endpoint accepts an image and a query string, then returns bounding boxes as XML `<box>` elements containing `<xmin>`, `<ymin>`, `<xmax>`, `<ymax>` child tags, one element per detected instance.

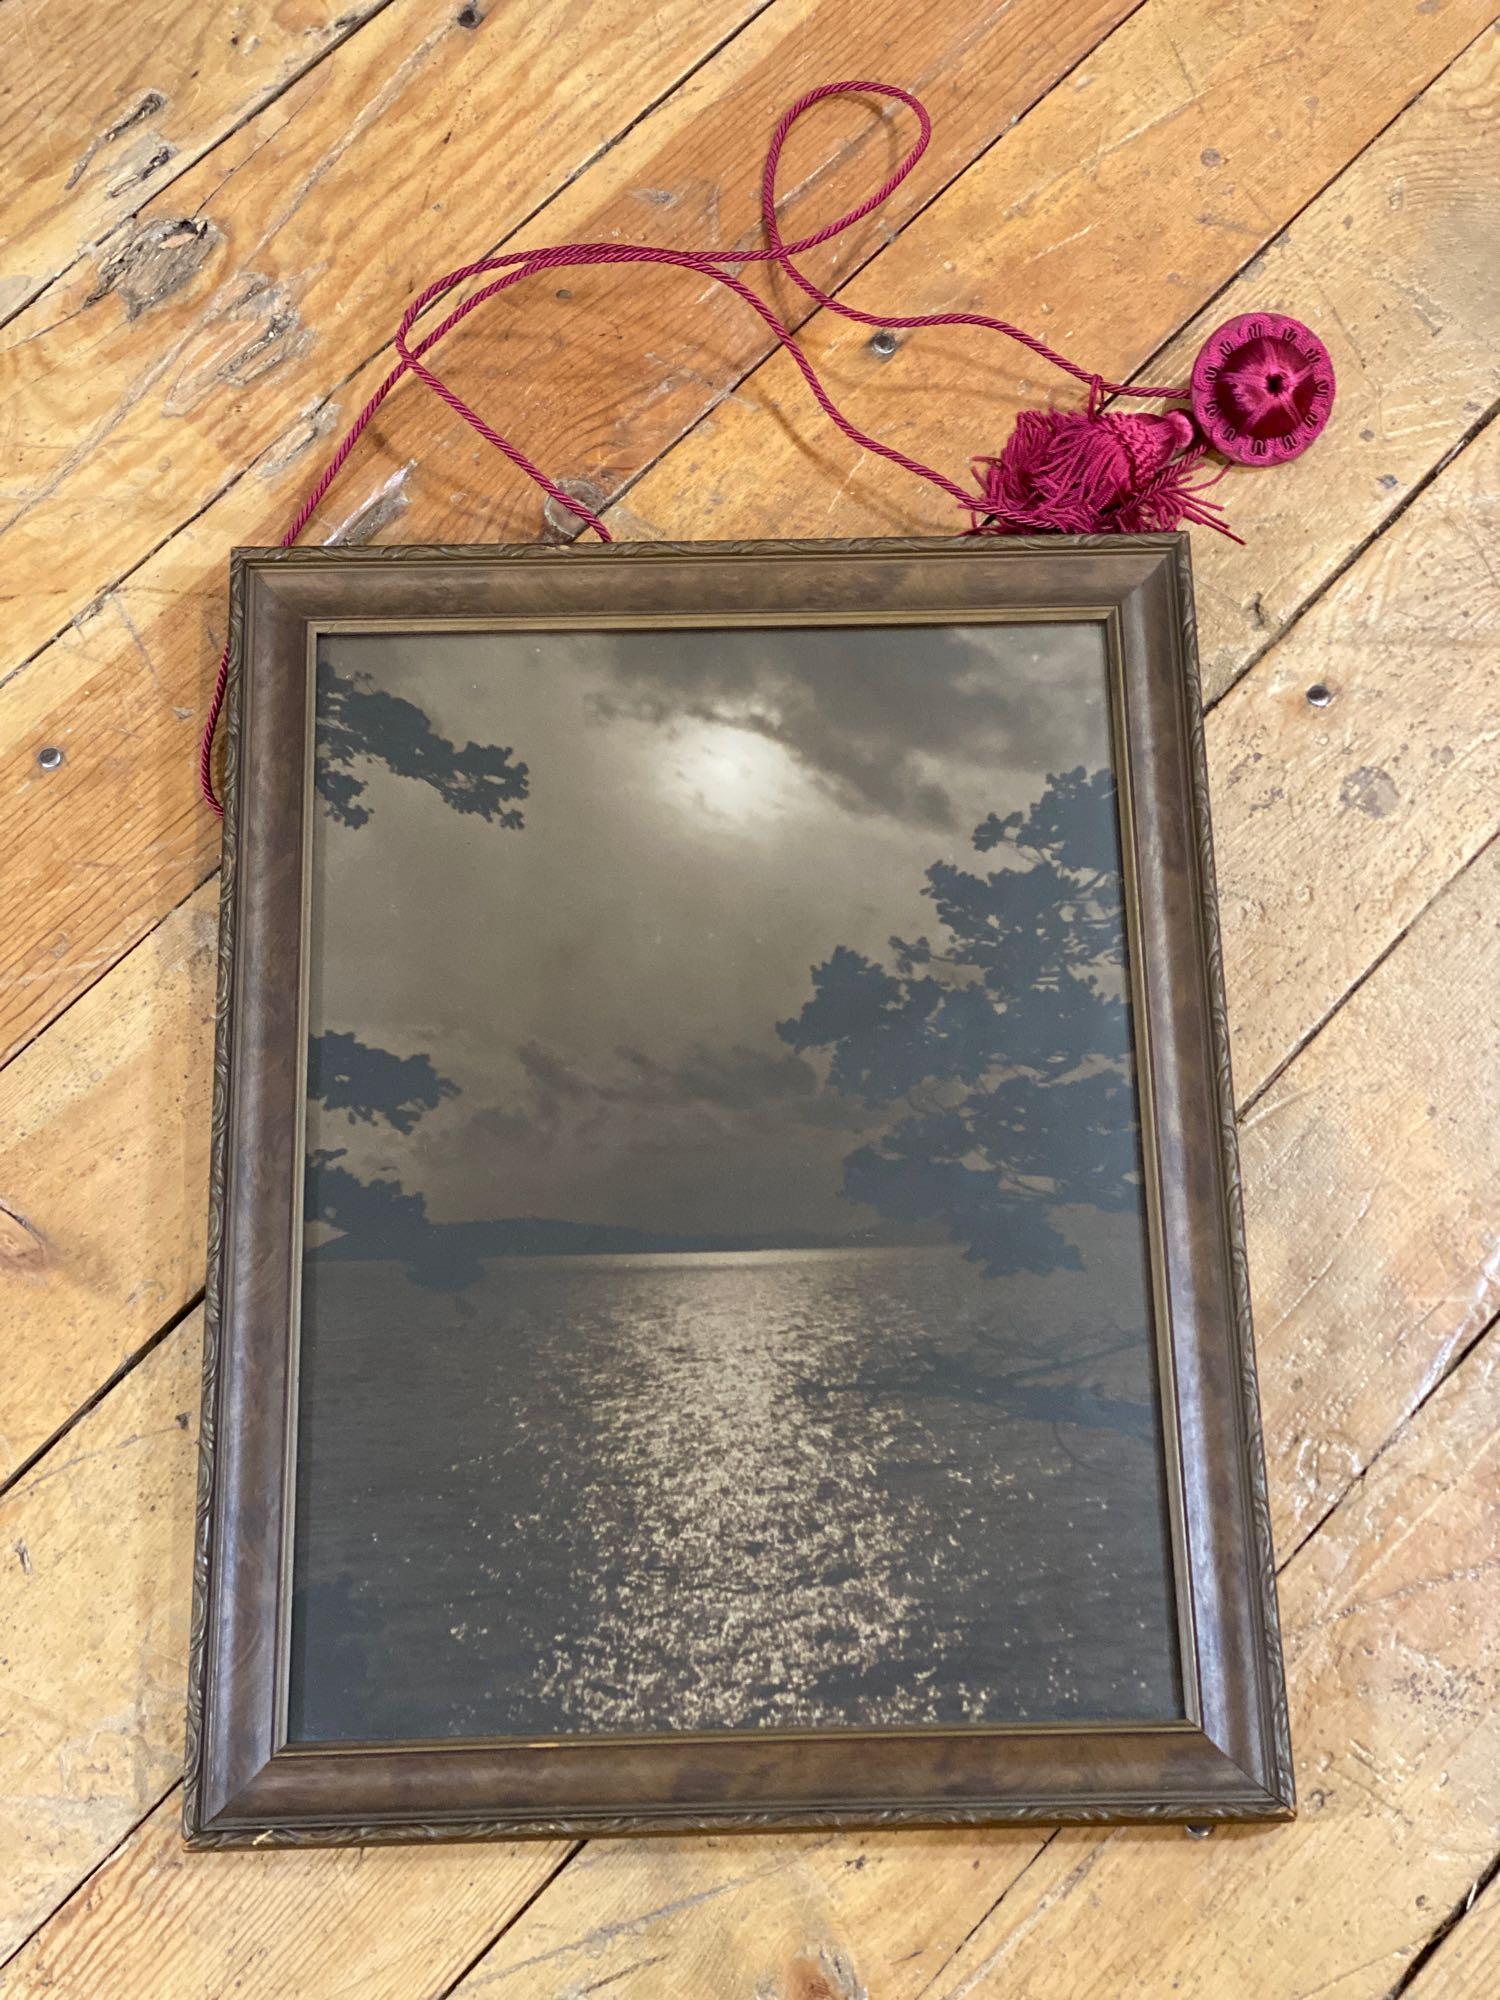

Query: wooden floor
<box><xmin>2</xmin><ymin>0</ymin><xmax>1497</xmax><ymax>1991</ymax></box>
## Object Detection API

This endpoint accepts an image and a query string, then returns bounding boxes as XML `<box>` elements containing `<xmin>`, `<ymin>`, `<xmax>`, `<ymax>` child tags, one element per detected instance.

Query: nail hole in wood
<box><xmin>1305</xmin><ymin>683</ymin><xmax>1334</xmax><ymax>708</ymax></box>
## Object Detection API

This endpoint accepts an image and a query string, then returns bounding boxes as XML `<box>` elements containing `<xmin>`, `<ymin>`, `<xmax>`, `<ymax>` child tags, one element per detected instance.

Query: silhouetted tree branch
<box><xmin>303</xmin><ymin>665</ymin><xmax>530</xmax><ymax>1279</ymax></box>
<box><xmin>306</xmin><ymin>1034</ymin><xmax>479</xmax><ymax>1290</ymax></box>
<box><xmin>309</xmin><ymin>1031</ymin><xmax>458</xmax><ymax>1133</ymax></box>
<box><xmin>778</xmin><ymin>767</ymin><xmax>1140</xmax><ymax>1279</ymax></box>
<box><xmin>315</xmin><ymin>661</ymin><xmax>530</xmax><ymax>829</ymax></box>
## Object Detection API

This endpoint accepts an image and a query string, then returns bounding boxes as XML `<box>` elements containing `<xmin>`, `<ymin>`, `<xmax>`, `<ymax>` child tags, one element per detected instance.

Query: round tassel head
<box><xmin>1189</xmin><ymin>312</ymin><xmax>1334</xmax><ymax>465</ymax></box>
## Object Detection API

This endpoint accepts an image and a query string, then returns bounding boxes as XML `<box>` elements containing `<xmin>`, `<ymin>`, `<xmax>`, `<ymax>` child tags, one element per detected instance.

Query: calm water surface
<box><xmin>289</xmin><ymin>1245</ymin><xmax>1180</xmax><ymax>1741</ymax></box>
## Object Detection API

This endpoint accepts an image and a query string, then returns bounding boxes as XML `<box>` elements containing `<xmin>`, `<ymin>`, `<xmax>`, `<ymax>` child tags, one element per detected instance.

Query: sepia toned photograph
<box><xmin>287</xmin><ymin>615</ymin><xmax>1182</xmax><ymax>1746</ymax></box>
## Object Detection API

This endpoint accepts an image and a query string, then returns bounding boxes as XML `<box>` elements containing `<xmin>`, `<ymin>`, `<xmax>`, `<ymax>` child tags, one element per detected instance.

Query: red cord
<box><xmin>199</xmin><ymin>80</ymin><xmax>1189</xmax><ymax>816</ymax></box>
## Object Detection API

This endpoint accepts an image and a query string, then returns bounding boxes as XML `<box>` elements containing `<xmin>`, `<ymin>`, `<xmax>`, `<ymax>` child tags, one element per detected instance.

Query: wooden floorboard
<box><xmin>1147</xmin><ymin>23</ymin><xmax>1500</xmax><ymax>698</ymax></box>
<box><xmin>0</xmin><ymin>0</ymin><xmax>779</xmax><ymax>667</ymax></box>
<box><xmin>1398</xmin><ymin>1866</ymin><xmax>1500</xmax><ymax>2000</ymax></box>
<box><xmin>0</xmin><ymin>0</ymin><xmax>400</xmax><ymax>326</ymax></box>
<box><xmin>1</xmin><ymin>0</ymin><xmax>1496</xmax><ymax>1992</ymax></box>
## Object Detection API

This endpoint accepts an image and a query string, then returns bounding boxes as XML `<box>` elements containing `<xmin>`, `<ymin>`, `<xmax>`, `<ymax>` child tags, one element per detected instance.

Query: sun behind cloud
<box><xmin>663</xmin><ymin>716</ymin><xmax>799</xmax><ymax>823</ymax></box>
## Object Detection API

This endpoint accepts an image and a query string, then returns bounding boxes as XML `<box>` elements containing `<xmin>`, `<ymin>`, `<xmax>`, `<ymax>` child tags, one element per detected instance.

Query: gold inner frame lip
<box><xmin>273</xmin><ymin>600</ymin><xmax>1197</xmax><ymax>1757</ymax></box>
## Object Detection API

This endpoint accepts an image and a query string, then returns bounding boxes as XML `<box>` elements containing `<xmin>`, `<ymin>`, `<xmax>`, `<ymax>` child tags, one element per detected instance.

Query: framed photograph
<box><xmin>186</xmin><ymin>535</ymin><xmax>1292</xmax><ymax>1845</ymax></box>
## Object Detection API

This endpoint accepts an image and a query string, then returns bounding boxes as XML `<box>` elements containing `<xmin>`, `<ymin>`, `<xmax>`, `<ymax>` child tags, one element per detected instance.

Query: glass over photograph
<box><xmin>287</xmin><ymin>618</ymin><xmax>1182</xmax><ymax>1744</ymax></box>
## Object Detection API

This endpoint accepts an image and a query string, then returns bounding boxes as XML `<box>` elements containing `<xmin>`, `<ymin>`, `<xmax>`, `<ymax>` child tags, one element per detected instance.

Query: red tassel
<box><xmin>968</xmin><ymin>406</ymin><xmax>1240</xmax><ymax>540</ymax></box>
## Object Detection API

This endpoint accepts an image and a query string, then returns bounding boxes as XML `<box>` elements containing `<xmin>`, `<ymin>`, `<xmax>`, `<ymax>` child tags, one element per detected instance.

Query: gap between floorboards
<box><xmin>0</xmin><ymin>0</ymin><xmax>406</xmax><ymax>335</ymax></box>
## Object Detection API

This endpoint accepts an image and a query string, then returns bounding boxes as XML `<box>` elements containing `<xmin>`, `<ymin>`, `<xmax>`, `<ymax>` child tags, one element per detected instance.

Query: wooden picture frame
<box><xmin>186</xmin><ymin>534</ymin><xmax>1293</xmax><ymax>1846</ymax></box>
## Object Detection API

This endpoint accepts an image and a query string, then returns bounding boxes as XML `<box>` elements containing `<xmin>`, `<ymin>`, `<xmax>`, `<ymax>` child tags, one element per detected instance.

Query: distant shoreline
<box><xmin>309</xmin><ymin>1240</ymin><xmax>953</xmax><ymax>1271</ymax></box>
<box><xmin>310</xmin><ymin>1213</ymin><xmax>945</xmax><ymax>1266</ymax></box>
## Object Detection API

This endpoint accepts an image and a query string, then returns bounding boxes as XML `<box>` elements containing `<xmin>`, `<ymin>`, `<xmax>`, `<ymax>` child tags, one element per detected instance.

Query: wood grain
<box><xmin>1402</xmin><ymin>1873</ymin><xmax>1500</xmax><ymax>2000</ymax></box>
<box><xmin>1238</xmin><ymin>810</ymin><xmax>1500</xmax><ymax>1553</ymax></box>
<box><xmin>0</xmin><ymin>0</ymin><xmax>1142</xmax><ymax>1065</ymax></box>
<box><xmin>0</xmin><ymin>0</ymin><xmax>391</xmax><ymax>325</ymax></box>
<box><xmin>1</xmin><ymin>1774</ymin><xmax>572</xmax><ymax>1998</ymax></box>
<box><xmin>0</xmin><ymin>882</ymin><xmax>216</xmax><ymax>1479</ymax></box>
<box><xmin>0</xmin><ymin>1291</ymin><xmax>566</xmax><ymax>1973</ymax></box>
<box><xmin>1151</xmin><ymin>26</ymin><xmax>1500</xmax><ymax>699</ymax></box>
<box><xmin>453</xmin><ymin>1828</ymin><xmax>1053</xmax><ymax>2000</ymax></box>
<box><xmin>1215</xmin><ymin>413</ymin><xmax>1500</xmax><ymax>1091</ymax></box>
<box><xmin>0</xmin><ymin>0</ymin><xmax>770</xmax><ymax>666</ymax></box>
<box><xmin>0</xmin><ymin>1323</ymin><xmax>202</xmax><ymax>1962</ymax></box>
<box><xmin>202</xmin><ymin>0</ymin><xmax>1142</xmax><ymax>554</ymax></box>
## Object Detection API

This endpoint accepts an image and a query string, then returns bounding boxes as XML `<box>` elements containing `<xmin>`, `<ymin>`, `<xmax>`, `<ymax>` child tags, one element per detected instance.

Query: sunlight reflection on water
<box><xmin>289</xmin><ymin>1245</ymin><xmax>1181</xmax><ymax>1742</ymax></box>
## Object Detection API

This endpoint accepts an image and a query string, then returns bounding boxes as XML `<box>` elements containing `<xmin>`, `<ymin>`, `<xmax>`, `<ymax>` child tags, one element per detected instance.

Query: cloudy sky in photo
<box><xmin>305</xmin><ymin>618</ymin><xmax>1113</xmax><ymax>1238</ymax></box>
